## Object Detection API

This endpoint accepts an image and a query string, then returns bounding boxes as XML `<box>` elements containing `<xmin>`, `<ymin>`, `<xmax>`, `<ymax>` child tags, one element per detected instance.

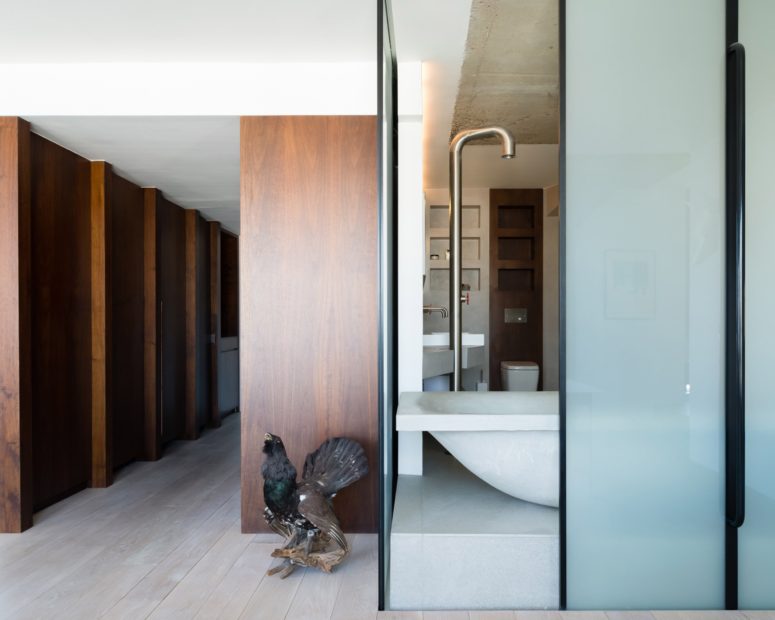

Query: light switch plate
<box><xmin>505</xmin><ymin>307</ymin><xmax>528</xmax><ymax>323</ymax></box>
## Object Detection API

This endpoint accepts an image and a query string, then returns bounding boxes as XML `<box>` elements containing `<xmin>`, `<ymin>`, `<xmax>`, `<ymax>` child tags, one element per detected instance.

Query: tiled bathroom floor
<box><xmin>0</xmin><ymin>414</ymin><xmax>769</xmax><ymax>619</ymax></box>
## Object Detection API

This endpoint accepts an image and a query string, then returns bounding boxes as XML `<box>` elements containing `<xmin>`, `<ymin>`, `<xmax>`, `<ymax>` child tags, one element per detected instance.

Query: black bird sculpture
<box><xmin>261</xmin><ymin>432</ymin><xmax>368</xmax><ymax>577</ymax></box>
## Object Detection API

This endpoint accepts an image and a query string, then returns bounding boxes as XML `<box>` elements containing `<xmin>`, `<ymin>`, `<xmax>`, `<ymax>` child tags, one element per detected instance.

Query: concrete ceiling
<box><xmin>393</xmin><ymin>0</ymin><xmax>559</xmax><ymax>190</ymax></box>
<box><xmin>451</xmin><ymin>0</ymin><xmax>559</xmax><ymax>145</ymax></box>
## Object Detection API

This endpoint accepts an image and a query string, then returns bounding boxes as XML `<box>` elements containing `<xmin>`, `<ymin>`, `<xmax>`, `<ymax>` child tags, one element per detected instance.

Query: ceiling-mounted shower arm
<box><xmin>448</xmin><ymin>126</ymin><xmax>516</xmax><ymax>392</ymax></box>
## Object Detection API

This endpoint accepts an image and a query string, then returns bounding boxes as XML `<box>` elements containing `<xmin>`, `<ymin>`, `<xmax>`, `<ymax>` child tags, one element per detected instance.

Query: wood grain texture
<box><xmin>220</xmin><ymin>231</ymin><xmax>239</xmax><ymax>338</ymax></box>
<box><xmin>184</xmin><ymin>210</ymin><xmax>212</xmax><ymax>439</ymax></box>
<box><xmin>208</xmin><ymin>221</ymin><xmax>222</xmax><ymax>428</ymax></box>
<box><xmin>240</xmin><ymin>116</ymin><xmax>378</xmax><ymax>533</ymax></box>
<box><xmin>489</xmin><ymin>189</ymin><xmax>544</xmax><ymax>391</ymax></box>
<box><xmin>0</xmin><ymin>117</ymin><xmax>33</xmax><ymax>532</ymax></box>
<box><xmin>30</xmin><ymin>133</ymin><xmax>92</xmax><ymax>511</ymax></box>
<box><xmin>89</xmin><ymin>161</ymin><xmax>113</xmax><ymax>487</ymax></box>
<box><xmin>143</xmin><ymin>188</ymin><xmax>160</xmax><ymax>460</ymax></box>
<box><xmin>195</xmin><ymin>214</ymin><xmax>211</xmax><ymax>432</ymax></box>
<box><xmin>156</xmin><ymin>193</ymin><xmax>186</xmax><ymax>445</ymax></box>
<box><xmin>185</xmin><ymin>210</ymin><xmax>199</xmax><ymax>440</ymax></box>
<box><xmin>110</xmin><ymin>171</ymin><xmax>145</xmax><ymax>470</ymax></box>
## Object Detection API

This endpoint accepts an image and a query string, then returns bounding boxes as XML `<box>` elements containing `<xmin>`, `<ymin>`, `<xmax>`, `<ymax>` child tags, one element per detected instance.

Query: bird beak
<box><xmin>264</xmin><ymin>433</ymin><xmax>273</xmax><ymax>442</ymax></box>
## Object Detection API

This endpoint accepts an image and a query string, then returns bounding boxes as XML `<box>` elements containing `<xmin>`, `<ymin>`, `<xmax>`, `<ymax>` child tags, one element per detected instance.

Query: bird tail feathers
<box><xmin>302</xmin><ymin>437</ymin><xmax>368</xmax><ymax>496</ymax></box>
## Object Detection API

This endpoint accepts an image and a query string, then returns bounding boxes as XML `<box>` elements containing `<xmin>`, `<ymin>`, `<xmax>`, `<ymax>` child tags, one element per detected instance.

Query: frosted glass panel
<box><xmin>566</xmin><ymin>0</ymin><xmax>725</xmax><ymax>609</ymax></box>
<box><xmin>739</xmin><ymin>0</ymin><xmax>775</xmax><ymax>608</ymax></box>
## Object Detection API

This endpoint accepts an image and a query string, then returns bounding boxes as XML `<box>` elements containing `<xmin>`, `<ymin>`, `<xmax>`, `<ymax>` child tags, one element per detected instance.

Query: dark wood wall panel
<box><xmin>195</xmin><ymin>215</ymin><xmax>211</xmax><ymax>432</ymax></box>
<box><xmin>185</xmin><ymin>210</ymin><xmax>212</xmax><ymax>438</ymax></box>
<box><xmin>90</xmin><ymin>162</ymin><xmax>112</xmax><ymax>487</ymax></box>
<box><xmin>156</xmin><ymin>193</ymin><xmax>186</xmax><ymax>445</ymax></box>
<box><xmin>0</xmin><ymin>117</ymin><xmax>33</xmax><ymax>532</ymax></box>
<box><xmin>143</xmin><ymin>189</ymin><xmax>160</xmax><ymax>460</ymax></box>
<box><xmin>489</xmin><ymin>188</ymin><xmax>544</xmax><ymax>391</ymax></box>
<box><xmin>220</xmin><ymin>232</ymin><xmax>239</xmax><ymax>338</ymax></box>
<box><xmin>208</xmin><ymin>222</ymin><xmax>222</xmax><ymax>428</ymax></box>
<box><xmin>30</xmin><ymin>133</ymin><xmax>92</xmax><ymax>511</ymax></box>
<box><xmin>110</xmin><ymin>172</ymin><xmax>145</xmax><ymax>469</ymax></box>
<box><xmin>240</xmin><ymin>116</ymin><xmax>378</xmax><ymax>533</ymax></box>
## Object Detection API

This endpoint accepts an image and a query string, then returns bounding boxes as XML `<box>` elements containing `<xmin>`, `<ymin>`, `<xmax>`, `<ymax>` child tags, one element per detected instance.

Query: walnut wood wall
<box><xmin>109</xmin><ymin>170</ymin><xmax>145</xmax><ymax>470</ymax></box>
<box><xmin>143</xmin><ymin>189</ymin><xmax>160</xmax><ymax>460</ymax></box>
<box><xmin>489</xmin><ymin>188</ymin><xmax>544</xmax><ymax>391</ymax></box>
<box><xmin>185</xmin><ymin>210</ymin><xmax>212</xmax><ymax>439</ymax></box>
<box><xmin>155</xmin><ymin>192</ymin><xmax>187</xmax><ymax>446</ymax></box>
<box><xmin>90</xmin><ymin>162</ymin><xmax>113</xmax><ymax>487</ymax></box>
<box><xmin>0</xmin><ymin>117</ymin><xmax>32</xmax><ymax>532</ymax></box>
<box><xmin>145</xmin><ymin>191</ymin><xmax>207</xmax><ymax>457</ymax></box>
<box><xmin>30</xmin><ymin>133</ymin><xmax>92</xmax><ymax>511</ymax></box>
<box><xmin>220</xmin><ymin>231</ymin><xmax>239</xmax><ymax>339</ymax></box>
<box><xmin>240</xmin><ymin>116</ymin><xmax>378</xmax><ymax>533</ymax></box>
<box><xmin>208</xmin><ymin>222</ymin><xmax>222</xmax><ymax>428</ymax></box>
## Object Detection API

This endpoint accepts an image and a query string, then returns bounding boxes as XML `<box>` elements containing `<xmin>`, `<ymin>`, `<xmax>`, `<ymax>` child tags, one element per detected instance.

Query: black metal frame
<box><xmin>558</xmin><ymin>0</ymin><xmax>567</xmax><ymax>610</ymax></box>
<box><xmin>725</xmin><ymin>0</ymin><xmax>746</xmax><ymax>610</ymax></box>
<box><xmin>377</xmin><ymin>0</ymin><xmax>398</xmax><ymax>610</ymax></box>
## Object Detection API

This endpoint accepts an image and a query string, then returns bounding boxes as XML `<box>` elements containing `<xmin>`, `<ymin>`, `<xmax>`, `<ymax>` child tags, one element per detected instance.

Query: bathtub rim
<box><xmin>396</xmin><ymin>391</ymin><xmax>559</xmax><ymax>432</ymax></box>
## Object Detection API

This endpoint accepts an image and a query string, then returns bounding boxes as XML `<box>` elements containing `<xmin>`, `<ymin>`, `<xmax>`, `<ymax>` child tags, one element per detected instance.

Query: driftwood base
<box><xmin>264</xmin><ymin>507</ymin><xmax>349</xmax><ymax>578</ymax></box>
<box><xmin>269</xmin><ymin>546</ymin><xmax>347</xmax><ymax>578</ymax></box>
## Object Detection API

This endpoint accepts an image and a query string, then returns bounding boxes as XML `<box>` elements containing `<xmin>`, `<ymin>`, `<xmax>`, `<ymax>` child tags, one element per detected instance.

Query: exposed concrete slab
<box><xmin>452</xmin><ymin>0</ymin><xmax>559</xmax><ymax>145</ymax></box>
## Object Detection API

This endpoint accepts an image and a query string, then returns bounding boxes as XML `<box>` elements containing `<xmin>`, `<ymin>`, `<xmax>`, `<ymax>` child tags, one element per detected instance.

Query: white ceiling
<box><xmin>7</xmin><ymin>1</ymin><xmax>377</xmax><ymax>235</ymax></box>
<box><xmin>0</xmin><ymin>1</ymin><xmax>375</xmax><ymax>63</ymax></box>
<box><xmin>29</xmin><ymin>117</ymin><xmax>241</xmax><ymax>233</ymax></box>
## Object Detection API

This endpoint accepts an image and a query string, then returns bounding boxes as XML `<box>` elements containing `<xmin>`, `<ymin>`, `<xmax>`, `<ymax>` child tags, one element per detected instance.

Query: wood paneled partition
<box><xmin>0</xmin><ymin>117</ymin><xmax>32</xmax><ymax>532</ymax></box>
<box><xmin>144</xmin><ymin>189</ymin><xmax>187</xmax><ymax>451</ymax></box>
<box><xmin>209</xmin><ymin>222</ymin><xmax>222</xmax><ymax>428</ymax></box>
<box><xmin>240</xmin><ymin>116</ymin><xmax>378</xmax><ymax>533</ymax></box>
<box><xmin>185</xmin><ymin>210</ymin><xmax>212</xmax><ymax>439</ymax></box>
<box><xmin>30</xmin><ymin>133</ymin><xmax>92</xmax><ymax>511</ymax></box>
<box><xmin>109</xmin><ymin>170</ymin><xmax>145</xmax><ymax>470</ymax></box>
<box><xmin>90</xmin><ymin>162</ymin><xmax>113</xmax><ymax>487</ymax></box>
<box><xmin>489</xmin><ymin>188</ymin><xmax>544</xmax><ymax>391</ymax></box>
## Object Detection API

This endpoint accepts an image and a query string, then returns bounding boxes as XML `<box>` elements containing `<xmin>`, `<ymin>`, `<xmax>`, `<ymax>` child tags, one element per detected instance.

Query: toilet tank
<box><xmin>501</xmin><ymin>361</ymin><xmax>539</xmax><ymax>391</ymax></box>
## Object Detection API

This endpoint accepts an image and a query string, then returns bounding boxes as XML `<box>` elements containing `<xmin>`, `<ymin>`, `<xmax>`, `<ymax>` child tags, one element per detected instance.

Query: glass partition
<box><xmin>564</xmin><ymin>0</ymin><xmax>727</xmax><ymax>608</ymax></box>
<box><xmin>739</xmin><ymin>0</ymin><xmax>775</xmax><ymax>609</ymax></box>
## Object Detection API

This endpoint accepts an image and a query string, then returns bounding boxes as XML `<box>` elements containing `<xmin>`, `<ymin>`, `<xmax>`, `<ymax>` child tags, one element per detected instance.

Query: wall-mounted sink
<box><xmin>422</xmin><ymin>346</ymin><xmax>453</xmax><ymax>379</ymax></box>
<box><xmin>422</xmin><ymin>332</ymin><xmax>485</xmax><ymax>379</ymax></box>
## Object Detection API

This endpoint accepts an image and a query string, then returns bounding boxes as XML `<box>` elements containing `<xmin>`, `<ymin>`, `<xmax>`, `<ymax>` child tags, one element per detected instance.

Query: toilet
<box><xmin>500</xmin><ymin>361</ymin><xmax>539</xmax><ymax>391</ymax></box>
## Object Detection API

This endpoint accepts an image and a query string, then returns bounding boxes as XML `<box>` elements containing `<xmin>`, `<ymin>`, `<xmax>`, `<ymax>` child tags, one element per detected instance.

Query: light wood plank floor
<box><xmin>0</xmin><ymin>414</ymin><xmax>767</xmax><ymax>619</ymax></box>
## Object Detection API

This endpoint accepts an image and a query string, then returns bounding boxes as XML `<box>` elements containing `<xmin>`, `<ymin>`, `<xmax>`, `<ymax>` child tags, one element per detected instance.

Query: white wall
<box><xmin>423</xmin><ymin>187</ymin><xmax>491</xmax><ymax>383</ymax></box>
<box><xmin>397</xmin><ymin>62</ymin><xmax>424</xmax><ymax>396</ymax></box>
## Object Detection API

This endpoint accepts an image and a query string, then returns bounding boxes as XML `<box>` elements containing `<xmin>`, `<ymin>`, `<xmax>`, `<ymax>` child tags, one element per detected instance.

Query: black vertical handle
<box><xmin>725</xmin><ymin>41</ymin><xmax>745</xmax><ymax>530</ymax></box>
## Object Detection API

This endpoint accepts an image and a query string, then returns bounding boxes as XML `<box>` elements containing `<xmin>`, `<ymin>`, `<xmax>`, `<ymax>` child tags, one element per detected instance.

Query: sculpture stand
<box><xmin>264</xmin><ymin>508</ymin><xmax>348</xmax><ymax>578</ymax></box>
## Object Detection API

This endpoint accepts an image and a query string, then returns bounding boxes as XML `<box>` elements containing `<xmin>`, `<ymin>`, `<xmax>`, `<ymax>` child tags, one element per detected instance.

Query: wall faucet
<box><xmin>423</xmin><ymin>305</ymin><xmax>449</xmax><ymax>318</ymax></box>
<box><xmin>449</xmin><ymin>127</ymin><xmax>516</xmax><ymax>391</ymax></box>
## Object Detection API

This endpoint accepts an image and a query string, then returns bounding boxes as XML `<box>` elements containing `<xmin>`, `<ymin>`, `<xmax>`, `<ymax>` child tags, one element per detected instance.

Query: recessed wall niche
<box><xmin>430</xmin><ymin>237</ymin><xmax>480</xmax><ymax>261</ymax></box>
<box><xmin>429</xmin><ymin>205</ymin><xmax>480</xmax><ymax>229</ymax></box>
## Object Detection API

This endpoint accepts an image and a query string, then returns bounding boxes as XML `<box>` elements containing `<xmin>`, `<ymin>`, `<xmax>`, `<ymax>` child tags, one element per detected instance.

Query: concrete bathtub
<box><xmin>396</xmin><ymin>391</ymin><xmax>559</xmax><ymax>507</ymax></box>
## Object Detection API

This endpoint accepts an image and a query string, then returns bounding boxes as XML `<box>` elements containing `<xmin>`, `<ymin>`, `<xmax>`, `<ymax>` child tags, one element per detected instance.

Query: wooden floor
<box><xmin>0</xmin><ymin>414</ymin><xmax>769</xmax><ymax>620</ymax></box>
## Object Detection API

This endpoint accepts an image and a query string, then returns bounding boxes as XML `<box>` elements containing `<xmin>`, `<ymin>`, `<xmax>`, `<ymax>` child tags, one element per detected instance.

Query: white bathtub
<box><xmin>396</xmin><ymin>391</ymin><xmax>559</xmax><ymax>507</ymax></box>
